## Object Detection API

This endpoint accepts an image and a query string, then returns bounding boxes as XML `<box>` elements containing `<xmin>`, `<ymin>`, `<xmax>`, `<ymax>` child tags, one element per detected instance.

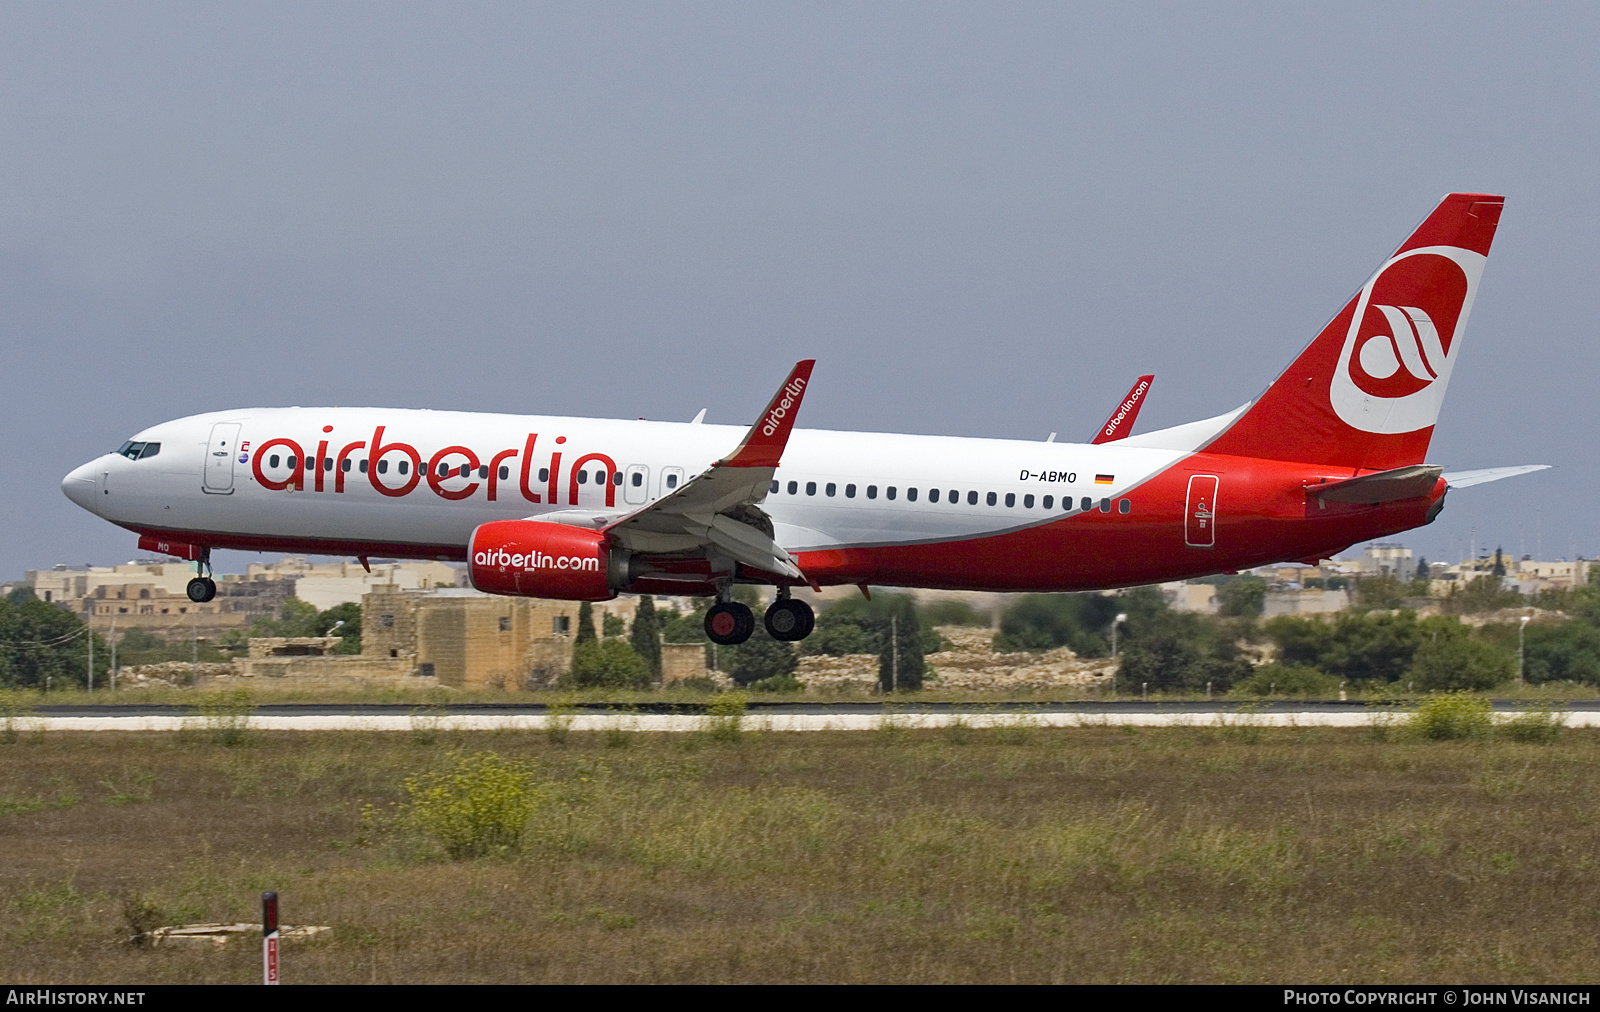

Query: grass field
<box><xmin>2</xmin><ymin>717</ymin><xmax>1598</xmax><ymax>984</ymax></box>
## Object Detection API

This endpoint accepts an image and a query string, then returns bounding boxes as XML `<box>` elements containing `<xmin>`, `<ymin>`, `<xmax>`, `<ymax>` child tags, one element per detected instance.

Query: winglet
<box><xmin>719</xmin><ymin>360</ymin><xmax>816</xmax><ymax>468</ymax></box>
<box><xmin>1091</xmin><ymin>375</ymin><xmax>1154</xmax><ymax>444</ymax></box>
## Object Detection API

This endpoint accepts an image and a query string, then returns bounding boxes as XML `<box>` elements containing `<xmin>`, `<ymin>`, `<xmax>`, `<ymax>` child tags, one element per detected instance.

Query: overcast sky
<box><xmin>2</xmin><ymin>2</ymin><xmax>1595</xmax><ymax>577</ymax></box>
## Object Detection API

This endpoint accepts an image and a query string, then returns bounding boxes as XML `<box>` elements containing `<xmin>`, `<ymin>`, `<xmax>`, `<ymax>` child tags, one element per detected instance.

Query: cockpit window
<box><xmin>138</xmin><ymin>442</ymin><xmax>160</xmax><ymax>460</ymax></box>
<box><xmin>118</xmin><ymin>441</ymin><xmax>146</xmax><ymax>460</ymax></box>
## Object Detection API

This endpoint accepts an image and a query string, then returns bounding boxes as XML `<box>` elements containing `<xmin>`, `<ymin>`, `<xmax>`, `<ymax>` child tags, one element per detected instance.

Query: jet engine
<box><xmin>467</xmin><ymin>520</ymin><xmax>635</xmax><ymax>601</ymax></box>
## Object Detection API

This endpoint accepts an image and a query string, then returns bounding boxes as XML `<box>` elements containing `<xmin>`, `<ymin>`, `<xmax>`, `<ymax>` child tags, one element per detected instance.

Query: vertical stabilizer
<box><xmin>1201</xmin><ymin>193</ymin><xmax>1503</xmax><ymax>470</ymax></box>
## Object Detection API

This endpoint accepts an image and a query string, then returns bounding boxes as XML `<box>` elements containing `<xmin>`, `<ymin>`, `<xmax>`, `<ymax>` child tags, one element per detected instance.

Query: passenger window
<box><xmin>770</xmin><ymin>481</ymin><xmax>779</xmax><ymax>493</ymax></box>
<box><xmin>787</xmin><ymin>481</ymin><xmax>798</xmax><ymax>494</ymax></box>
<box><xmin>498</xmin><ymin>466</ymin><xmax>509</xmax><ymax>480</ymax></box>
<box><xmin>967</xmin><ymin>491</ymin><xmax>978</xmax><ymax>505</ymax></box>
<box><xmin>986</xmin><ymin>491</ymin><xmax>997</xmax><ymax>506</ymax></box>
<box><xmin>398</xmin><ymin>461</ymin><xmax>409</xmax><ymax>475</ymax></box>
<box><xmin>360</xmin><ymin>460</ymin><xmax>369</xmax><ymax>473</ymax></box>
<box><xmin>1119</xmin><ymin>499</ymin><xmax>1131</xmax><ymax>514</ymax></box>
<box><xmin>613</xmin><ymin>472</ymin><xmax>622</xmax><ymax>486</ymax></box>
<box><xmin>461</xmin><ymin>464</ymin><xmax>472</xmax><ymax>478</ymax></box>
<box><xmin>1100</xmin><ymin>498</ymin><xmax>1111</xmax><ymax>512</ymax></box>
<box><xmin>666</xmin><ymin>474</ymin><xmax>678</xmax><ymax>489</ymax></box>
<box><xmin>929</xmin><ymin>489</ymin><xmax>940</xmax><ymax>503</ymax></box>
<box><xmin>577</xmin><ymin>470</ymin><xmax>588</xmax><ymax>485</ymax></box>
<box><xmin>825</xmin><ymin>483</ymin><xmax>836</xmax><ymax>497</ymax></box>
<box><xmin>325</xmin><ymin>458</ymin><xmax>333</xmax><ymax>471</ymax></box>
<box><xmin>1024</xmin><ymin>494</ymin><xmax>1034</xmax><ymax>508</ymax></box>
<box><xmin>539</xmin><ymin>468</ymin><xmax>550</xmax><ymax>482</ymax></box>
<box><xmin>139</xmin><ymin>443</ymin><xmax>161</xmax><ymax>459</ymax></box>
<box><xmin>478</xmin><ymin>466</ymin><xmax>488</xmax><ymax>479</ymax></box>
<box><xmin>287</xmin><ymin>455</ymin><xmax>298</xmax><ymax>469</ymax></box>
<box><xmin>377</xmin><ymin>460</ymin><xmax>388</xmax><ymax>474</ymax></box>
<box><xmin>633</xmin><ymin>472</ymin><xmax>644</xmax><ymax>487</ymax></box>
<box><xmin>906</xmin><ymin>488</ymin><xmax>917</xmax><ymax>502</ymax></box>
<box><xmin>1005</xmin><ymin>492</ymin><xmax>1015</xmax><ymax>507</ymax></box>
<box><xmin>1043</xmin><ymin>495</ymin><xmax>1053</xmax><ymax>509</ymax></box>
<box><xmin>269</xmin><ymin>455</ymin><xmax>280</xmax><ymax>468</ymax></box>
<box><xmin>867</xmin><ymin>485</ymin><xmax>878</xmax><ymax>499</ymax></box>
<box><xmin>846</xmin><ymin>484</ymin><xmax>856</xmax><ymax>497</ymax></box>
<box><xmin>805</xmin><ymin>481</ymin><xmax>816</xmax><ymax>495</ymax></box>
<box><xmin>1080</xmin><ymin>496</ymin><xmax>1092</xmax><ymax>511</ymax></box>
<box><xmin>886</xmin><ymin>487</ymin><xmax>897</xmax><ymax>500</ymax></box>
<box><xmin>341</xmin><ymin>459</ymin><xmax>351</xmax><ymax>472</ymax></box>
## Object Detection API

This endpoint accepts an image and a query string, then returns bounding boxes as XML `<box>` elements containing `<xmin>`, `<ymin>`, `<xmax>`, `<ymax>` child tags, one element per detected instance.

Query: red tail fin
<box><xmin>1202</xmin><ymin>193</ymin><xmax>1503</xmax><ymax>470</ymax></box>
<box><xmin>1091</xmin><ymin>375</ymin><xmax>1154</xmax><ymax>444</ymax></box>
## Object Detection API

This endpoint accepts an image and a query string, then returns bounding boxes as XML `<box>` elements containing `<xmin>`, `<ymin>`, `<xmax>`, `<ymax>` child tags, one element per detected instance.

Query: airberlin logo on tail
<box><xmin>761</xmin><ymin>376</ymin><xmax>807</xmax><ymax>437</ymax></box>
<box><xmin>1329</xmin><ymin>245</ymin><xmax>1486</xmax><ymax>435</ymax></box>
<box><xmin>1103</xmin><ymin>379</ymin><xmax>1150</xmax><ymax>438</ymax></box>
<box><xmin>474</xmin><ymin>548</ymin><xmax>600</xmax><ymax>572</ymax></box>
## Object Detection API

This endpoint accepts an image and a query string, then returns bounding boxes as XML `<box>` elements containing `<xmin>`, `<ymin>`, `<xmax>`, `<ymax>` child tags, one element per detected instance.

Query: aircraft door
<box><xmin>660</xmin><ymin>467</ymin><xmax>685</xmax><ymax>498</ymax></box>
<box><xmin>1185</xmin><ymin>474</ymin><xmax>1218</xmax><ymax>548</ymax></box>
<box><xmin>204</xmin><ymin>422</ymin><xmax>242</xmax><ymax>493</ymax></box>
<box><xmin>623</xmin><ymin>464</ymin><xmax>650</xmax><ymax>505</ymax></box>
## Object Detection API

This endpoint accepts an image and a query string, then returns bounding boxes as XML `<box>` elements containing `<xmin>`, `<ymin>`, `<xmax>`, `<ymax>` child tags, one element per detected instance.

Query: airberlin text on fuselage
<box><xmin>473</xmin><ymin>548</ymin><xmax>600</xmax><ymax>572</ymax></box>
<box><xmin>248</xmin><ymin>426</ymin><xmax>621</xmax><ymax>507</ymax></box>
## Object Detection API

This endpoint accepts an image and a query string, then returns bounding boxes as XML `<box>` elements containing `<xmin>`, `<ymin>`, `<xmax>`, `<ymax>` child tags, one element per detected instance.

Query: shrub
<box><xmin>402</xmin><ymin>751</ymin><xmax>542</xmax><ymax>859</ymax></box>
<box><xmin>1407</xmin><ymin>693</ymin><xmax>1492</xmax><ymax>741</ymax></box>
<box><xmin>702</xmin><ymin>691</ymin><xmax>747</xmax><ymax>744</ymax></box>
<box><xmin>994</xmin><ymin>594</ymin><xmax>1119</xmax><ymax>655</ymax></box>
<box><xmin>749</xmin><ymin>674</ymin><xmax>803</xmax><ymax>693</ymax></box>
<box><xmin>1229</xmin><ymin>663</ymin><xmax>1341</xmax><ymax>697</ymax></box>
<box><xmin>1500</xmin><ymin>704</ymin><xmax>1567</xmax><ymax>744</ymax></box>
<box><xmin>567</xmin><ymin>639</ymin><xmax>651</xmax><ymax>689</ymax></box>
<box><xmin>194</xmin><ymin>688</ymin><xmax>255</xmax><ymax>746</ymax></box>
<box><xmin>920</xmin><ymin>599</ymin><xmax>991</xmax><ymax>627</ymax></box>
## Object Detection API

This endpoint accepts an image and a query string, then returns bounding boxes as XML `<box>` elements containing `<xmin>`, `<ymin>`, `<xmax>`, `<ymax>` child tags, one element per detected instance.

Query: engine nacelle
<box><xmin>467</xmin><ymin>520</ymin><xmax>630</xmax><ymax>601</ymax></box>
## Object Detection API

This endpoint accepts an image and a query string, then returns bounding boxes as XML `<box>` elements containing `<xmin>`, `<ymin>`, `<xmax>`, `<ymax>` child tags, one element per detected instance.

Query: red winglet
<box><xmin>1091</xmin><ymin>374</ymin><xmax>1154</xmax><ymax>444</ymax></box>
<box><xmin>719</xmin><ymin>360</ymin><xmax>816</xmax><ymax>468</ymax></box>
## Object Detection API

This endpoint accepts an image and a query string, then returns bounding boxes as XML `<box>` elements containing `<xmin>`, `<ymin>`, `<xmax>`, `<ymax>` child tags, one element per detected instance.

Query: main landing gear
<box><xmin>185</xmin><ymin>546</ymin><xmax>217</xmax><ymax>603</ymax></box>
<box><xmin>704</xmin><ymin>589</ymin><xmax>815</xmax><ymax>646</ymax></box>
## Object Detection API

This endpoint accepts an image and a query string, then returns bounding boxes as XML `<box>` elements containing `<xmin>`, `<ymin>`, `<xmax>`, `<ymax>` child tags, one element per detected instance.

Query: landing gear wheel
<box><xmin>705</xmin><ymin>602</ymin><xmax>755</xmax><ymax>645</ymax></box>
<box><xmin>186</xmin><ymin>577</ymin><xmax>216</xmax><ymax>603</ymax></box>
<box><xmin>764</xmin><ymin>598</ymin><xmax>815</xmax><ymax>641</ymax></box>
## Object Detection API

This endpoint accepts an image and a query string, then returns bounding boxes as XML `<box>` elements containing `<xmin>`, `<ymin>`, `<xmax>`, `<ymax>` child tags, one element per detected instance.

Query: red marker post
<box><xmin>263</xmin><ymin>891</ymin><xmax>280</xmax><ymax>985</ymax></box>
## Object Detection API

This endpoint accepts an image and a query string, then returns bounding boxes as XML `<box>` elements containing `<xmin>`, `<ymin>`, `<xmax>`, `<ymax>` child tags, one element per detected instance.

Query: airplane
<box><xmin>61</xmin><ymin>192</ymin><xmax>1547</xmax><ymax>646</ymax></box>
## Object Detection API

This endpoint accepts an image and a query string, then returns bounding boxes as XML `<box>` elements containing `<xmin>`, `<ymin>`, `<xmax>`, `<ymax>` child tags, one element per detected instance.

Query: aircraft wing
<box><xmin>601</xmin><ymin>360</ymin><xmax>816</xmax><ymax>581</ymax></box>
<box><xmin>1442</xmin><ymin>464</ymin><xmax>1552</xmax><ymax>489</ymax></box>
<box><xmin>1091</xmin><ymin>375</ymin><xmax>1154</xmax><ymax>444</ymax></box>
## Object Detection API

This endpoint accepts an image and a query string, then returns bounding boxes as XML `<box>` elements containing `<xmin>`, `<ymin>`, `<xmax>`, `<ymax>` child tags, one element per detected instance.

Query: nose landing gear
<box><xmin>185</xmin><ymin>547</ymin><xmax>217</xmax><ymax>603</ymax></box>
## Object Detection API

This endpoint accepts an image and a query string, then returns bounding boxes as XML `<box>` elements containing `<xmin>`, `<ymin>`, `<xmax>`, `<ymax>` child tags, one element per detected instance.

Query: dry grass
<box><xmin>2</xmin><ymin>725</ymin><xmax>1599</xmax><ymax>983</ymax></box>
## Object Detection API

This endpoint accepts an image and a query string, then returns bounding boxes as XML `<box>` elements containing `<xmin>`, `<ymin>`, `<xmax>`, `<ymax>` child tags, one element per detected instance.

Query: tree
<box><xmin>876</xmin><ymin>593</ymin><xmax>924</xmax><ymax>692</ymax></box>
<box><xmin>1116</xmin><ymin>608</ymin><xmax>1250</xmax><ymax>692</ymax></box>
<box><xmin>575</xmin><ymin>602</ymin><xmax>597</xmax><ymax>644</ymax></box>
<box><xmin>630</xmin><ymin>596</ymin><xmax>662</xmax><ymax>680</ymax></box>
<box><xmin>314</xmin><ymin>602</ymin><xmax>362</xmax><ymax>654</ymax></box>
<box><xmin>1513</xmin><ymin>621</ymin><xmax>1600</xmax><ymax>685</ymax></box>
<box><xmin>566</xmin><ymin>638</ymin><xmax>650</xmax><ymax>689</ymax></box>
<box><xmin>993</xmin><ymin>593</ymin><xmax>1119</xmax><ymax>655</ymax></box>
<box><xmin>1267</xmin><ymin>611</ymin><xmax>1424</xmax><ymax>684</ymax></box>
<box><xmin>1440</xmin><ymin>576</ymin><xmax>1524</xmax><ymax>615</ymax></box>
<box><xmin>729</xmin><ymin>632</ymin><xmax>798</xmax><ymax>686</ymax></box>
<box><xmin>1217</xmin><ymin>577</ymin><xmax>1266</xmax><ymax>617</ymax></box>
<box><xmin>602</xmin><ymin>612</ymin><xmax>625</xmax><ymax>638</ymax></box>
<box><xmin>1409</xmin><ymin>618</ymin><xmax>1514</xmax><ymax>690</ymax></box>
<box><xmin>0</xmin><ymin>596</ymin><xmax>107</xmax><ymax>690</ymax></box>
<box><xmin>1492</xmin><ymin>547</ymin><xmax>1507</xmax><ymax>578</ymax></box>
<box><xmin>7</xmin><ymin>586</ymin><xmax>36</xmax><ymax>604</ymax></box>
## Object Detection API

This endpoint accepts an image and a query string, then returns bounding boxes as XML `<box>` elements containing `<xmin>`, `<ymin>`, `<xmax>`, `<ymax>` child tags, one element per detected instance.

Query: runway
<box><xmin>21</xmin><ymin>701</ymin><xmax>1600</xmax><ymax>732</ymax></box>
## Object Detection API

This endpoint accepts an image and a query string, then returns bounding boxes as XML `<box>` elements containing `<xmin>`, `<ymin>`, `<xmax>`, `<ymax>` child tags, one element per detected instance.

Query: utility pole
<box><xmin>87</xmin><ymin>605</ymin><xmax>94</xmax><ymax>693</ymax></box>
<box><xmin>109</xmin><ymin>613</ymin><xmax>117</xmax><ymax>692</ymax></box>
<box><xmin>1519</xmin><ymin>615</ymin><xmax>1531</xmax><ymax>684</ymax></box>
<box><xmin>890</xmin><ymin>615</ymin><xmax>899</xmax><ymax>693</ymax></box>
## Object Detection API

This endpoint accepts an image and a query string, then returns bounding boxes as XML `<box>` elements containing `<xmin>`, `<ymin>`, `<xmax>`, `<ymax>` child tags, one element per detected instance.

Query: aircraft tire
<box><xmin>186</xmin><ymin>577</ymin><xmax>217</xmax><ymax>603</ymax></box>
<box><xmin>764</xmin><ymin>599</ymin><xmax>815</xmax><ymax>641</ymax></box>
<box><xmin>705</xmin><ymin>602</ymin><xmax>755</xmax><ymax>645</ymax></box>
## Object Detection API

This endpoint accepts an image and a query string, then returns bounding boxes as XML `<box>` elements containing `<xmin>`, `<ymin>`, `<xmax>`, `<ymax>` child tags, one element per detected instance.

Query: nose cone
<box><xmin>61</xmin><ymin>460</ymin><xmax>101</xmax><ymax>512</ymax></box>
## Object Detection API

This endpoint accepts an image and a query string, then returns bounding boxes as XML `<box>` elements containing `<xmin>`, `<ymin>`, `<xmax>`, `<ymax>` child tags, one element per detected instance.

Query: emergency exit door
<box><xmin>204</xmin><ymin>422</ymin><xmax>241</xmax><ymax>493</ymax></box>
<box><xmin>1185</xmin><ymin>474</ymin><xmax>1218</xmax><ymax>548</ymax></box>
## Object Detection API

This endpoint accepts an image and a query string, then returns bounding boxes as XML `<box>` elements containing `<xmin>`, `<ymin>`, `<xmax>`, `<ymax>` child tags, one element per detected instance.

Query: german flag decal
<box><xmin>1094</xmin><ymin>474</ymin><xmax>1114</xmax><ymax>485</ymax></box>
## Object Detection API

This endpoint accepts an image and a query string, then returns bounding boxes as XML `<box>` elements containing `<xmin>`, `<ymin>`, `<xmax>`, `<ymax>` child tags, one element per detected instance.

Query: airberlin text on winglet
<box><xmin>761</xmin><ymin>375</ymin><xmax>807</xmax><ymax>437</ymax></box>
<box><xmin>1102</xmin><ymin>379</ymin><xmax>1151</xmax><ymax>438</ymax></box>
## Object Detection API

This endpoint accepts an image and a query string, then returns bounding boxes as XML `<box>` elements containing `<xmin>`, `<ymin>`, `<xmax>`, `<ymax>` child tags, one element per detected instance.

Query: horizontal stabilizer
<box><xmin>1311</xmin><ymin>465</ymin><xmax>1443</xmax><ymax>504</ymax></box>
<box><xmin>1442</xmin><ymin>464</ymin><xmax>1552</xmax><ymax>489</ymax></box>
